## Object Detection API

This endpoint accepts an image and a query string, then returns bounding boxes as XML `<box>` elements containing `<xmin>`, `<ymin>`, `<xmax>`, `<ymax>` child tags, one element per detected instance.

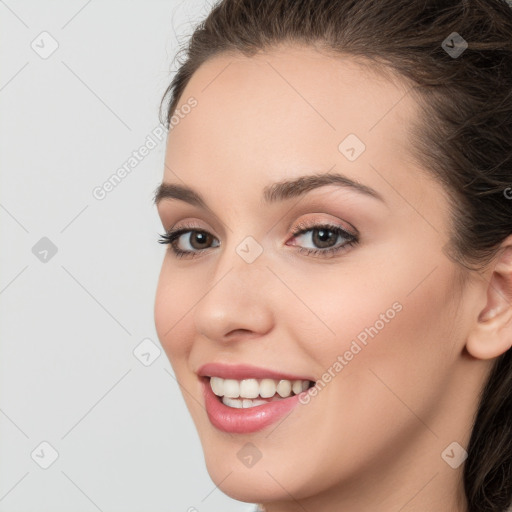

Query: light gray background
<box><xmin>0</xmin><ymin>1</ymin><xmax>255</xmax><ymax>510</ymax></box>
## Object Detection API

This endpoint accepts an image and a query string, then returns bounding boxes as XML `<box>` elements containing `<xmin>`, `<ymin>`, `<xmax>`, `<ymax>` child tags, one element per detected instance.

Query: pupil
<box><xmin>192</xmin><ymin>232</ymin><xmax>209</xmax><ymax>249</ymax></box>
<box><xmin>313</xmin><ymin>229</ymin><xmax>336</xmax><ymax>248</ymax></box>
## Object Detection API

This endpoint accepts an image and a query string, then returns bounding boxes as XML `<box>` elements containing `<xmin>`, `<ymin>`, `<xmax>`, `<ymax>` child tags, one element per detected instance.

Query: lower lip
<box><xmin>202</xmin><ymin>379</ymin><xmax>304</xmax><ymax>434</ymax></box>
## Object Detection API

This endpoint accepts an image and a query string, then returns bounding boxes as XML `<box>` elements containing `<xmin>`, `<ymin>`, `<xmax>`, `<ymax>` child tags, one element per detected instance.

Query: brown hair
<box><xmin>159</xmin><ymin>1</ymin><xmax>512</xmax><ymax>510</ymax></box>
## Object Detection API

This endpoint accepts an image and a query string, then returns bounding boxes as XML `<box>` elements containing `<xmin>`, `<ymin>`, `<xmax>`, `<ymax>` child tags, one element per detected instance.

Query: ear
<box><xmin>466</xmin><ymin>240</ymin><xmax>512</xmax><ymax>360</ymax></box>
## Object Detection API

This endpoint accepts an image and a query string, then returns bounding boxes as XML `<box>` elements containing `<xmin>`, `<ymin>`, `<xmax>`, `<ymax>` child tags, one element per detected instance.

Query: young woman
<box><xmin>153</xmin><ymin>1</ymin><xmax>512</xmax><ymax>510</ymax></box>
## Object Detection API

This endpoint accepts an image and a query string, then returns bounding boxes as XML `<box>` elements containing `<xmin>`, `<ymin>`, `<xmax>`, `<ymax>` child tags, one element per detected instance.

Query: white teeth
<box><xmin>222</xmin><ymin>397</ymin><xmax>268</xmax><ymax>408</ymax></box>
<box><xmin>292</xmin><ymin>380</ymin><xmax>303</xmax><ymax>395</ymax></box>
<box><xmin>210</xmin><ymin>376</ymin><xmax>224</xmax><ymax>396</ymax></box>
<box><xmin>210</xmin><ymin>376</ymin><xmax>311</xmax><ymax>402</ymax></box>
<box><xmin>223</xmin><ymin>396</ymin><xmax>242</xmax><ymax>408</ymax></box>
<box><xmin>239</xmin><ymin>379</ymin><xmax>259</xmax><ymax>399</ymax></box>
<box><xmin>223</xmin><ymin>379</ymin><xmax>240</xmax><ymax>398</ymax></box>
<box><xmin>260</xmin><ymin>378</ymin><xmax>276</xmax><ymax>398</ymax></box>
<box><xmin>276</xmin><ymin>379</ymin><xmax>292</xmax><ymax>398</ymax></box>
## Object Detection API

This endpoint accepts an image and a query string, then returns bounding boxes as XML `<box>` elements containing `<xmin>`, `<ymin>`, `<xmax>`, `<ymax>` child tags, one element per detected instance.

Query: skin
<box><xmin>154</xmin><ymin>45</ymin><xmax>512</xmax><ymax>512</ymax></box>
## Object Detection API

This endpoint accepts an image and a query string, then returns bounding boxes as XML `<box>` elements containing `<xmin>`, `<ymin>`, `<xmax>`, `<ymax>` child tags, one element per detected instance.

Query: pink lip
<box><xmin>202</xmin><ymin>377</ymin><xmax>304</xmax><ymax>434</ymax></box>
<box><xmin>197</xmin><ymin>362</ymin><xmax>313</xmax><ymax>382</ymax></box>
<box><xmin>197</xmin><ymin>363</ymin><xmax>313</xmax><ymax>434</ymax></box>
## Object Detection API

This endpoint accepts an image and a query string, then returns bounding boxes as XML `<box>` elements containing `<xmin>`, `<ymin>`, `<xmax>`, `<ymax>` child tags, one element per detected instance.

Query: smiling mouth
<box><xmin>207</xmin><ymin>376</ymin><xmax>315</xmax><ymax>409</ymax></box>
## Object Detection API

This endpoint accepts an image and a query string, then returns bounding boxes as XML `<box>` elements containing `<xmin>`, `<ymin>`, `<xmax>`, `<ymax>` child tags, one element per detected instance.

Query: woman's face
<box><xmin>154</xmin><ymin>46</ymin><xmax>487</xmax><ymax>508</ymax></box>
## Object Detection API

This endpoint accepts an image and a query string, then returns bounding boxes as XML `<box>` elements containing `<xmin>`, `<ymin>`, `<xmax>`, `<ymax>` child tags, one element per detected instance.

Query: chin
<box><xmin>203</xmin><ymin>458</ymin><xmax>293</xmax><ymax>504</ymax></box>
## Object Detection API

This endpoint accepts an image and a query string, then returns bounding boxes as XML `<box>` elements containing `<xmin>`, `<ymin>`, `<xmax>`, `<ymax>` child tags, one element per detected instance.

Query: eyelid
<box><xmin>166</xmin><ymin>219</ymin><xmax>213</xmax><ymax>235</ymax></box>
<box><xmin>159</xmin><ymin>209</ymin><xmax>226</xmax><ymax>235</ymax></box>
<box><xmin>289</xmin><ymin>217</ymin><xmax>358</xmax><ymax>239</ymax></box>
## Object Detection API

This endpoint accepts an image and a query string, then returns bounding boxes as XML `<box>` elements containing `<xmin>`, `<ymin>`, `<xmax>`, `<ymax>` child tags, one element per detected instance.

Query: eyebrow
<box><xmin>153</xmin><ymin>171</ymin><xmax>384</xmax><ymax>208</ymax></box>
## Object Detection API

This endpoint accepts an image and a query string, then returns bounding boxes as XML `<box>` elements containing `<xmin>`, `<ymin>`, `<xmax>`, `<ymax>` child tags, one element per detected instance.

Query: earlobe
<box><xmin>467</xmin><ymin>309</ymin><xmax>512</xmax><ymax>360</ymax></box>
<box><xmin>466</xmin><ymin>243</ymin><xmax>512</xmax><ymax>361</ymax></box>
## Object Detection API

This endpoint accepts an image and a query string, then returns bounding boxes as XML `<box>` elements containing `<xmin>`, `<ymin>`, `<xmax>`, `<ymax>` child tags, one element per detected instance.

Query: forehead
<box><xmin>175</xmin><ymin>45</ymin><xmax>413</xmax><ymax>126</ymax></box>
<box><xmin>164</xmin><ymin>45</ymin><xmax>421</xmax><ymax>197</ymax></box>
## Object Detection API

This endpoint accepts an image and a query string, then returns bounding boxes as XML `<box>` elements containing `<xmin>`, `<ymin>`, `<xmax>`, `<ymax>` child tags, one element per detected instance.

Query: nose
<box><xmin>193</xmin><ymin>244</ymin><xmax>275</xmax><ymax>343</ymax></box>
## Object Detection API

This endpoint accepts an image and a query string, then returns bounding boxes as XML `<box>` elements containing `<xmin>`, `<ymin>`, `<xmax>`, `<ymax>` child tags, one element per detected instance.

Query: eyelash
<box><xmin>157</xmin><ymin>220</ymin><xmax>359</xmax><ymax>259</ymax></box>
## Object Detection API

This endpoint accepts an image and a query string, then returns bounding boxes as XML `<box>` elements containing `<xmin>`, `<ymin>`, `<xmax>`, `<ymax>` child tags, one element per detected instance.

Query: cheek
<box><xmin>300</xmin><ymin>236</ymin><xmax>454</xmax><ymax>355</ymax></box>
<box><xmin>279</xmin><ymin>259</ymin><xmax>404</xmax><ymax>365</ymax></box>
<box><xmin>324</xmin><ymin>266</ymin><xmax>459</xmax><ymax>430</ymax></box>
<box><xmin>296</xmin><ymin>246</ymin><xmax>459</xmax><ymax>401</ymax></box>
<box><xmin>154</xmin><ymin>261</ymin><xmax>196</xmax><ymax>363</ymax></box>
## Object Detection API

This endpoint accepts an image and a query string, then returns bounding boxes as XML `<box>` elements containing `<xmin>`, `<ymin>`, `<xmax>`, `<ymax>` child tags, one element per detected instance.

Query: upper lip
<box><xmin>197</xmin><ymin>362</ymin><xmax>314</xmax><ymax>382</ymax></box>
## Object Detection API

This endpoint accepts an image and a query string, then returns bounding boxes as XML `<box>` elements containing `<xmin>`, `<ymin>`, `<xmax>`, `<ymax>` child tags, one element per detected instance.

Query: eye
<box><xmin>157</xmin><ymin>221</ymin><xmax>359</xmax><ymax>259</ymax></box>
<box><xmin>158</xmin><ymin>225</ymin><xmax>220</xmax><ymax>258</ymax></box>
<box><xmin>286</xmin><ymin>221</ymin><xmax>359</xmax><ymax>258</ymax></box>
